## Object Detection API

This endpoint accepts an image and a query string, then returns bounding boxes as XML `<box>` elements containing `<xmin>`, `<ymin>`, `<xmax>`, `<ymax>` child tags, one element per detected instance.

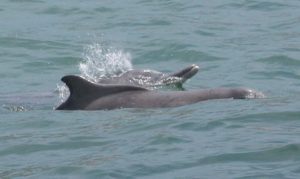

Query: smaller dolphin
<box><xmin>56</xmin><ymin>75</ymin><xmax>260</xmax><ymax>110</ymax></box>
<box><xmin>97</xmin><ymin>64</ymin><xmax>199</xmax><ymax>88</ymax></box>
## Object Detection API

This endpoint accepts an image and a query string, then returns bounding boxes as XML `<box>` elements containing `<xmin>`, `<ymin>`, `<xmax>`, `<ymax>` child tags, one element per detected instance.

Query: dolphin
<box><xmin>97</xmin><ymin>64</ymin><xmax>199</xmax><ymax>88</ymax></box>
<box><xmin>56</xmin><ymin>75</ymin><xmax>260</xmax><ymax>110</ymax></box>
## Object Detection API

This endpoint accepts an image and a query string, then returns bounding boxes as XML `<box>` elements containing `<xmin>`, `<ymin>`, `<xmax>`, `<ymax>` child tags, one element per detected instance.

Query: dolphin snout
<box><xmin>231</xmin><ymin>88</ymin><xmax>266</xmax><ymax>99</ymax></box>
<box><xmin>171</xmin><ymin>64</ymin><xmax>199</xmax><ymax>82</ymax></box>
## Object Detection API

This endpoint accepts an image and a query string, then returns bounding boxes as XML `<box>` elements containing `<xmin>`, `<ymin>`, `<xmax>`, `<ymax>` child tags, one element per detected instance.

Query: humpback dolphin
<box><xmin>97</xmin><ymin>64</ymin><xmax>199</xmax><ymax>88</ymax></box>
<box><xmin>56</xmin><ymin>75</ymin><xmax>258</xmax><ymax>110</ymax></box>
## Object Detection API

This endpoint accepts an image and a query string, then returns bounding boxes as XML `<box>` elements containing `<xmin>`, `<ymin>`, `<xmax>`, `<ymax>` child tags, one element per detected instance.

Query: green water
<box><xmin>1</xmin><ymin>0</ymin><xmax>300</xmax><ymax>178</ymax></box>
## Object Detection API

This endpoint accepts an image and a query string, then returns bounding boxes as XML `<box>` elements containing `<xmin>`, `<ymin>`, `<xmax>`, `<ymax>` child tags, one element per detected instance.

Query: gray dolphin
<box><xmin>97</xmin><ymin>64</ymin><xmax>199</xmax><ymax>88</ymax></box>
<box><xmin>56</xmin><ymin>75</ymin><xmax>260</xmax><ymax>110</ymax></box>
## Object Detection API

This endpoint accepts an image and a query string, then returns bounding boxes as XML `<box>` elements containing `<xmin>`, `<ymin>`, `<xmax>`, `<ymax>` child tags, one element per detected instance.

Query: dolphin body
<box><xmin>97</xmin><ymin>64</ymin><xmax>199</xmax><ymax>88</ymax></box>
<box><xmin>56</xmin><ymin>75</ymin><xmax>257</xmax><ymax>110</ymax></box>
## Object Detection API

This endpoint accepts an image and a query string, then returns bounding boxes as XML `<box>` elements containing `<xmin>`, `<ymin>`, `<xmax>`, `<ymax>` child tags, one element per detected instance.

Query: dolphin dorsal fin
<box><xmin>61</xmin><ymin>75</ymin><xmax>148</xmax><ymax>99</ymax></box>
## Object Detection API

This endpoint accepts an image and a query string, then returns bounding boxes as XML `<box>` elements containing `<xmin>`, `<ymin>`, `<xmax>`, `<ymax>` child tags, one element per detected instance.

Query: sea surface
<box><xmin>1</xmin><ymin>0</ymin><xmax>300</xmax><ymax>178</ymax></box>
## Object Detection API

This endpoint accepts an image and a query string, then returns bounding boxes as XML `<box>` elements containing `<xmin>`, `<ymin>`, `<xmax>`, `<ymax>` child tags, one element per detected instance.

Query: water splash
<box><xmin>2</xmin><ymin>104</ymin><xmax>29</xmax><ymax>112</ymax></box>
<box><xmin>79</xmin><ymin>43</ymin><xmax>133</xmax><ymax>82</ymax></box>
<box><xmin>57</xmin><ymin>43</ymin><xmax>133</xmax><ymax>103</ymax></box>
<box><xmin>56</xmin><ymin>84</ymin><xmax>70</xmax><ymax>103</ymax></box>
<box><xmin>246</xmin><ymin>89</ymin><xmax>266</xmax><ymax>99</ymax></box>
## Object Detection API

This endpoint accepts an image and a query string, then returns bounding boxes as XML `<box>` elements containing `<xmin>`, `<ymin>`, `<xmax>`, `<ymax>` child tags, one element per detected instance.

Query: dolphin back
<box><xmin>56</xmin><ymin>75</ymin><xmax>148</xmax><ymax>110</ymax></box>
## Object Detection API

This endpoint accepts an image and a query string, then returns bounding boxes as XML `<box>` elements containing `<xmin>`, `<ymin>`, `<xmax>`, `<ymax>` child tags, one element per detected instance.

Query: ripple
<box><xmin>140</xmin><ymin>42</ymin><xmax>223</xmax><ymax>63</ymax></box>
<box><xmin>251</xmin><ymin>55</ymin><xmax>300</xmax><ymax>80</ymax></box>
<box><xmin>194</xmin><ymin>30</ymin><xmax>216</xmax><ymax>37</ymax></box>
<box><xmin>219</xmin><ymin>1</ymin><xmax>290</xmax><ymax>11</ymax></box>
<box><xmin>200</xmin><ymin>144</ymin><xmax>300</xmax><ymax>163</ymax></box>
<box><xmin>128</xmin><ymin>144</ymin><xmax>300</xmax><ymax>178</ymax></box>
<box><xmin>39</xmin><ymin>6</ymin><xmax>87</xmax><ymax>16</ymax></box>
<box><xmin>0</xmin><ymin>140</ymin><xmax>111</xmax><ymax>156</ymax></box>
<box><xmin>256</xmin><ymin>55</ymin><xmax>300</xmax><ymax>66</ymax></box>
<box><xmin>227</xmin><ymin>111</ymin><xmax>300</xmax><ymax>123</ymax></box>
<box><xmin>173</xmin><ymin>121</ymin><xmax>224</xmax><ymax>131</ymax></box>
<box><xmin>0</xmin><ymin>37</ymin><xmax>77</xmax><ymax>51</ymax></box>
<box><xmin>93</xmin><ymin>7</ymin><xmax>116</xmax><ymax>13</ymax></box>
<box><xmin>10</xmin><ymin>0</ymin><xmax>44</xmax><ymax>3</ymax></box>
<box><xmin>250</xmin><ymin>71</ymin><xmax>300</xmax><ymax>80</ymax></box>
<box><xmin>148</xmin><ymin>134</ymin><xmax>191</xmax><ymax>145</ymax></box>
<box><xmin>2</xmin><ymin>105</ymin><xmax>29</xmax><ymax>112</ymax></box>
<box><xmin>246</xmin><ymin>1</ymin><xmax>290</xmax><ymax>11</ymax></box>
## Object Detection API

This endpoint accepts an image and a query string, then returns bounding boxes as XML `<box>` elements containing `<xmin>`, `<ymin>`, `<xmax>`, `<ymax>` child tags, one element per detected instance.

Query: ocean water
<box><xmin>1</xmin><ymin>0</ymin><xmax>300</xmax><ymax>178</ymax></box>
